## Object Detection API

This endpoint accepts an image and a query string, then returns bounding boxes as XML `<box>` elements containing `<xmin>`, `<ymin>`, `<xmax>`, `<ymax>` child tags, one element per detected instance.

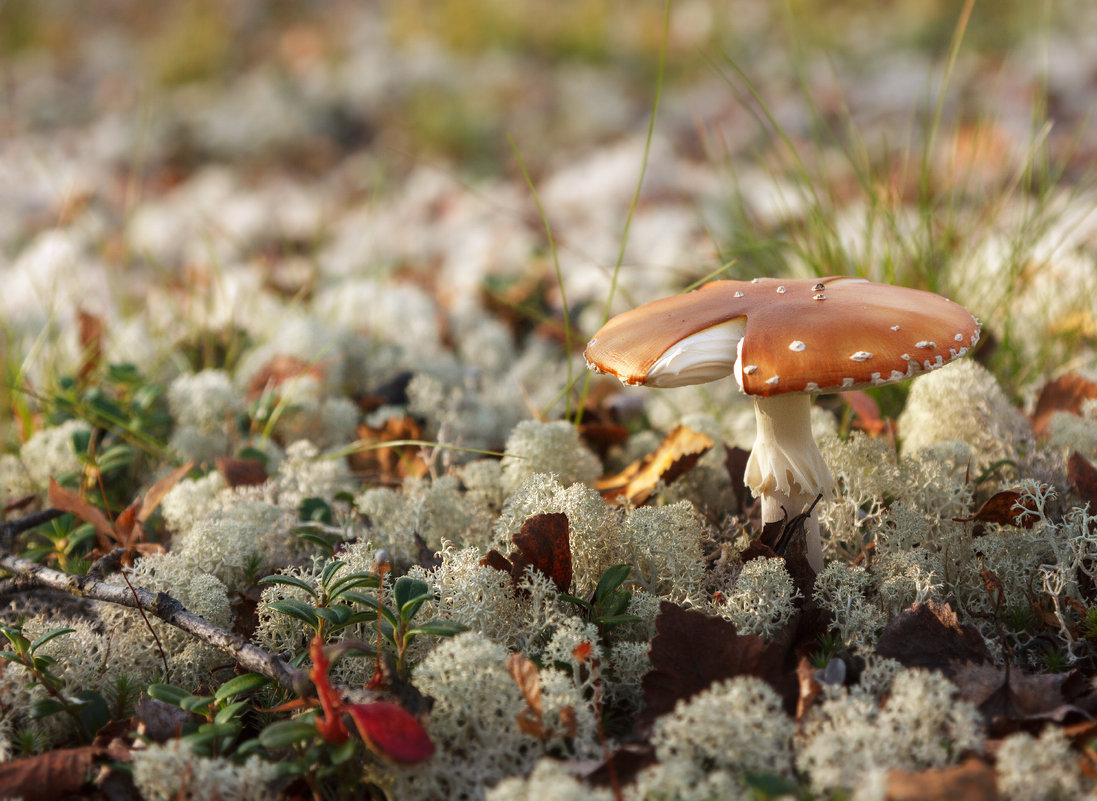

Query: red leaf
<box><xmin>216</xmin><ymin>457</ymin><xmax>268</xmax><ymax>489</ymax></box>
<box><xmin>842</xmin><ymin>390</ymin><xmax>887</xmax><ymax>437</ymax></box>
<box><xmin>309</xmin><ymin>636</ymin><xmax>349</xmax><ymax>744</ymax></box>
<box><xmin>344</xmin><ymin>702</ymin><xmax>434</xmax><ymax>764</ymax></box>
<box><xmin>140</xmin><ymin>461</ymin><xmax>196</xmax><ymax>521</ymax></box>
<box><xmin>510</xmin><ymin>512</ymin><xmax>572</xmax><ymax>593</ymax></box>
<box><xmin>48</xmin><ymin>478</ymin><xmax>116</xmax><ymax>550</ymax></box>
<box><xmin>953</xmin><ymin>489</ymin><xmax>1038</xmax><ymax>528</ymax></box>
<box><xmin>1068</xmin><ymin>452</ymin><xmax>1097</xmax><ymax>507</ymax></box>
<box><xmin>1032</xmin><ymin>372</ymin><xmax>1097</xmax><ymax>437</ymax></box>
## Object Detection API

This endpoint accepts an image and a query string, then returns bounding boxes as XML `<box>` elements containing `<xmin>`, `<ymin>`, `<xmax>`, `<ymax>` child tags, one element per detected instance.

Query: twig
<box><xmin>0</xmin><ymin>550</ymin><xmax>311</xmax><ymax>696</ymax></box>
<box><xmin>0</xmin><ymin>508</ymin><xmax>65</xmax><ymax>546</ymax></box>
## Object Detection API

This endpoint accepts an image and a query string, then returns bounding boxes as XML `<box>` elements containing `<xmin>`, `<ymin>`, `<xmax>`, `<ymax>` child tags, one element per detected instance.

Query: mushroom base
<box><xmin>745</xmin><ymin>393</ymin><xmax>834</xmax><ymax>572</ymax></box>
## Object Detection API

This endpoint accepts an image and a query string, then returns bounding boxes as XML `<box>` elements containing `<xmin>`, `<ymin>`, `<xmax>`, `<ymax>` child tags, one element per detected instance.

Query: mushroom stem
<box><xmin>744</xmin><ymin>393</ymin><xmax>834</xmax><ymax>572</ymax></box>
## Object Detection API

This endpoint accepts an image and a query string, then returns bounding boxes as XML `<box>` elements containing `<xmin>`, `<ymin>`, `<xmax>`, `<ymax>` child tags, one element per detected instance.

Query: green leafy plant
<box><xmin>0</xmin><ymin>623</ymin><xmax>109</xmax><ymax>743</ymax></box>
<box><xmin>147</xmin><ymin>672</ymin><xmax>270</xmax><ymax>757</ymax></box>
<box><xmin>560</xmin><ymin>564</ymin><xmax>642</xmax><ymax>635</ymax></box>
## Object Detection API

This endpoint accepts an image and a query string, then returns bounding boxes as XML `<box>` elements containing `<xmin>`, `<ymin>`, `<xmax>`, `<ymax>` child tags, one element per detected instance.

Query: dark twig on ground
<box><xmin>0</xmin><ymin>548</ymin><xmax>312</xmax><ymax>695</ymax></box>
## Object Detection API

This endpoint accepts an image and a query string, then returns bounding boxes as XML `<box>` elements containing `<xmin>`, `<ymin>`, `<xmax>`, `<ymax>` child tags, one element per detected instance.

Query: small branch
<box><xmin>0</xmin><ymin>551</ymin><xmax>311</xmax><ymax>696</ymax></box>
<box><xmin>0</xmin><ymin>508</ymin><xmax>65</xmax><ymax>547</ymax></box>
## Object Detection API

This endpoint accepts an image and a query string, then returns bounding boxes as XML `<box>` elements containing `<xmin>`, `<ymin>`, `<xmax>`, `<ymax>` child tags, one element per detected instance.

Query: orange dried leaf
<box><xmin>139</xmin><ymin>461</ymin><xmax>195</xmax><ymax>522</ymax></box>
<box><xmin>215</xmin><ymin>457</ymin><xmax>268</xmax><ymax>489</ymax></box>
<box><xmin>77</xmin><ymin>309</ymin><xmax>105</xmax><ymax>382</ymax></box>
<box><xmin>506</xmin><ymin>653</ymin><xmax>543</xmax><ymax>718</ymax></box>
<box><xmin>247</xmin><ymin>355</ymin><xmax>328</xmax><ymax>400</ymax></box>
<box><xmin>597</xmin><ymin>425</ymin><xmax>714</xmax><ymax>505</ymax></box>
<box><xmin>842</xmin><ymin>390</ymin><xmax>885</xmax><ymax>436</ymax></box>
<box><xmin>796</xmin><ymin>655</ymin><xmax>822</xmax><ymax>722</ymax></box>
<box><xmin>1032</xmin><ymin>372</ymin><xmax>1097</xmax><ymax>437</ymax></box>
<box><xmin>48</xmin><ymin>478</ymin><xmax>116</xmax><ymax>548</ymax></box>
<box><xmin>886</xmin><ymin>759</ymin><xmax>999</xmax><ymax>801</ymax></box>
<box><xmin>113</xmin><ymin>501</ymin><xmax>141</xmax><ymax>547</ymax></box>
<box><xmin>349</xmin><ymin>417</ymin><xmax>430</xmax><ymax>482</ymax></box>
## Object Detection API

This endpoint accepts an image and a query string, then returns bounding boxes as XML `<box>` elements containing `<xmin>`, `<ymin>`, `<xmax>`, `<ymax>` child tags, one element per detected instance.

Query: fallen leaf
<box><xmin>875</xmin><ymin>601</ymin><xmax>989</xmax><ymax>679</ymax></box>
<box><xmin>951</xmin><ymin>663</ymin><xmax>1090</xmax><ymax>736</ymax></box>
<box><xmin>842</xmin><ymin>390</ymin><xmax>888</xmax><ymax>437</ymax></box>
<box><xmin>349</xmin><ymin>417</ymin><xmax>430</xmax><ymax>483</ymax></box>
<box><xmin>1068</xmin><ymin>452</ymin><xmax>1097</xmax><ymax>507</ymax></box>
<box><xmin>507</xmin><ymin>653</ymin><xmax>543</xmax><ymax>720</ymax></box>
<box><xmin>579</xmin><ymin>421</ymin><xmax>630</xmax><ymax>460</ymax></box>
<box><xmin>0</xmin><ymin>745</ymin><xmax>126</xmax><ymax>801</ymax></box>
<box><xmin>796</xmin><ymin>655</ymin><xmax>822</xmax><ymax>721</ymax></box>
<box><xmin>344</xmin><ymin>701</ymin><xmax>435</xmax><ymax>764</ymax></box>
<box><xmin>597</xmin><ymin>426</ymin><xmax>714</xmax><ymax>505</ymax></box>
<box><xmin>510</xmin><ymin>512</ymin><xmax>572</xmax><ymax>593</ymax></box>
<box><xmin>980</xmin><ymin>570</ymin><xmax>1005</xmax><ymax>613</ymax></box>
<box><xmin>246</xmin><ymin>354</ymin><xmax>328</xmax><ymax>400</ymax></box>
<box><xmin>953</xmin><ymin>489</ymin><xmax>1038</xmax><ymax>528</ymax></box>
<box><xmin>1032</xmin><ymin>372</ymin><xmax>1097</xmax><ymax>437</ymax></box>
<box><xmin>48</xmin><ymin>478</ymin><xmax>117</xmax><ymax>551</ymax></box>
<box><xmin>113</xmin><ymin>500</ymin><xmax>142</xmax><ymax>547</ymax></box>
<box><xmin>216</xmin><ymin>457</ymin><xmax>268</xmax><ymax>488</ymax></box>
<box><xmin>639</xmin><ymin>601</ymin><xmax>786</xmax><ymax>731</ymax></box>
<box><xmin>886</xmin><ymin>758</ymin><xmax>999</xmax><ymax>801</ymax></box>
<box><xmin>481</xmin><ymin>513</ymin><xmax>572</xmax><ymax>594</ymax></box>
<box><xmin>77</xmin><ymin>309</ymin><xmax>105</xmax><ymax>383</ymax></box>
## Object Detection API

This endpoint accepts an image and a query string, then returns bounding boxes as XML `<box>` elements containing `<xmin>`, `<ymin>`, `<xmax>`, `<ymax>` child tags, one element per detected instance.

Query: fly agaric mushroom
<box><xmin>584</xmin><ymin>276</ymin><xmax>980</xmax><ymax>572</ymax></box>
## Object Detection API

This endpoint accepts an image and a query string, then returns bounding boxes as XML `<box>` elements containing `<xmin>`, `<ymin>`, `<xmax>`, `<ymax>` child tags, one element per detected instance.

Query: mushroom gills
<box><xmin>645</xmin><ymin>317</ymin><xmax>747</xmax><ymax>388</ymax></box>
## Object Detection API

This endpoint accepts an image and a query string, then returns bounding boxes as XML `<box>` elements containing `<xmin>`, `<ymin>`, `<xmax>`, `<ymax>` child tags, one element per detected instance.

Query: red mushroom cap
<box><xmin>584</xmin><ymin>277</ymin><xmax>980</xmax><ymax>396</ymax></box>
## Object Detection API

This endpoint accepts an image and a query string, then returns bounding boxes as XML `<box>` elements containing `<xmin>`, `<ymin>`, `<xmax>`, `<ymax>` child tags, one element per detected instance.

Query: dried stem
<box><xmin>0</xmin><ymin>550</ymin><xmax>311</xmax><ymax>696</ymax></box>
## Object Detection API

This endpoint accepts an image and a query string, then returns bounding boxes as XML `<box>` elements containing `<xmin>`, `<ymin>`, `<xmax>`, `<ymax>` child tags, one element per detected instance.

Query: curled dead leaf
<box><xmin>1068</xmin><ymin>452</ymin><xmax>1097</xmax><ymax>507</ymax></box>
<box><xmin>954</xmin><ymin>489</ymin><xmax>1038</xmax><ymax>529</ymax></box>
<box><xmin>886</xmin><ymin>758</ymin><xmax>999</xmax><ymax>801</ymax></box>
<box><xmin>1032</xmin><ymin>372</ymin><xmax>1097</xmax><ymax>437</ymax></box>
<box><xmin>875</xmin><ymin>601</ymin><xmax>989</xmax><ymax>679</ymax></box>
<box><xmin>216</xmin><ymin>456</ymin><xmax>268</xmax><ymax>488</ymax></box>
<box><xmin>597</xmin><ymin>425</ymin><xmax>714</xmax><ymax>506</ymax></box>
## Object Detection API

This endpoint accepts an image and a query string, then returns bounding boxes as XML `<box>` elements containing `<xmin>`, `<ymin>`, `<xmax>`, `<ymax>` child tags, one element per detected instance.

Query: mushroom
<box><xmin>584</xmin><ymin>276</ymin><xmax>980</xmax><ymax>572</ymax></box>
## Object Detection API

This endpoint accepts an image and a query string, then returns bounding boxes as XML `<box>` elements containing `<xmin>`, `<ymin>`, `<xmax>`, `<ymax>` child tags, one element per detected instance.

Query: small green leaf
<box><xmin>328</xmin><ymin>739</ymin><xmax>358</xmax><ymax>765</ymax></box>
<box><xmin>399</xmin><ymin>591</ymin><xmax>435</xmax><ymax>622</ymax></box>
<box><xmin>314</xmin><ymin>606</ymin><xmax>353</xmax><ymax>626</ymax></box>
<box><xmin>319</xmin><ymin>560</ymin><xmax>347</xmax><ymax>589</ymax></box>
<box><xmin>597</xmin><ymin>589</ymin><xmax>631</xmax><ymax>618</ymax></box>
<box><xmin>179</xmin><ymin>694</ymin><xmax>214</xmax><ymax>714</ymax></box>
<box><xmin>29</xmin><ymin>698</ymin><xmax>67</xmax><ymax>719</ymax></box>
<box><xmin>147</xmin><ymin>683</ymin><xmax>191</xmax><ymax>707</ymax></box>
<box><xmin>213</xmin><ymin>673</ymin><xmax>269</xmax><ymax>701</ymax></box>
<box><xmin>267</xmin><ymin>599</ymin><xmax>321</xmax><ymax>629</ymax></box>
<box><xmin>592</xmin><ymin>614</ymin><xmax>642</xmax><ymax>627</ymax></box>
<box><xmin>214</xmin><ymin>701</ymin><xmax>249</xmax><ymax>724</ymax></box>
<box><xmin>260</xmin><ymin>719</ymin><xmax>318</xmax><ymax>749</ymax></box>
<box><xmin>327</xmin><ymin>572</ymin><xmax>380</xmax><ymax>598</ymax></box>
<box><xmin>298</xmin><ymin>496</ymin><xmax>333</xmax><ymax>524</ymax></box>
<box><xmin>294</xmin><ymin>530</ymin><xmax>337</xmax><ymax>555</ymax></box>
<box><xmin>594</xmin><ymin>564</ymin><xmax>632</xmax><ymax>602</ymax></box>
<box><xmin>257</xmin><ymin>575</ymin><xmax>318</xmax><ymax>599</ymax></box>
<box><xmin>558</xmin><ymin>593</ymin><xmax>592</xmax><ymax>611</ymax></box>
<box><xmin>29</xmin><ymin>628</ymin><xmax>76</xmax><ymax>652</ymax></box>
<box><xmin>741</xmin><ymin>771</ymin><xmax>800</xmax><ymax>797</ymax></box>
<box><xmin>393</xmin><ymin>577</ymin><xmax>429</xmax><ymax>611</ymax></box>
<box><xmin>406</xmin><ymin>620</ymin><xmax>469</xmax><ymax>638</ymax></box>
<box><xmin>339</xmin><ymin>590</ymin><xmax>379</xmax><ymax>607</ymax></box>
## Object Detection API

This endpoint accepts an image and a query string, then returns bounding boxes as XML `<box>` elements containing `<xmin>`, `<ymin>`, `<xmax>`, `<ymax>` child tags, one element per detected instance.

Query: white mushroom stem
<box><xmin>744</xmin><ymin>393</ymin><xmax>834</xmax><ymax>572</ymax></box>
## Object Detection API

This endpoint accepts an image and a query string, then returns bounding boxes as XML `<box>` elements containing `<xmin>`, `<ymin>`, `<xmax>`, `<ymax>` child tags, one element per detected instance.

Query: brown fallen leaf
<box><xmin>953</xmin><ymin>489</ymin><xmax>1038</xmax><ymax>528</ymax></box>
<box><xmin>597</xmin><ymin>425</ymin><xmax>714</xmax><ymax>506</ymax></box>
<box><xmin>0</xmin><ymin>745</ymin><xmax>129</xmax><ymax>801</ymax></box>
<box><xmin>348</xmin><ymin>417</ymin><xmax>430</xmax><ymax>483</ymax></box>
<box><xmin>246</xmin><ymin>354</ymin><xmax>328</xmax><ymax>400</ymax></box>
<box><xmin>1032</xmin><ymin>372</ymin><xmax>1097</xmax><ymax>437</ymax></box>
<box><xmin>1068</xmin><ymin>452</ymin><xmax>1097</xmax><ymax>507</ymax></box>
<box><xmin>639</xmin><ymin>601</ymin><xmax>786</xmax><ymax>732</ymax></box>
<box><xmin>48</xmin><ymin>478</ymin><xmax>117</xmax><ymax>551</ymax></box>
<box><xmin>578</xmin><ymin>421</ymin><xmax>630</xmax><ymax>460</ymax></box>
<box><xmin>875</xmin><ymin>601</ymin><xmax>990</xmax><ymax>679</ymax></box>
<box><xmin>77</xmin><ymin>309</ymin><xmax>105</xmax><ymax>383</ymax></box>
<box><xmin>216</xmin><ymin>456</ymin><xmax>269</xmax><ymax>488</ymax></box>
<box><xmin>796</xmin><ymin>655</ymin><xmax>823</xmax><ymax>721</ymax></box>
<box><xmin>480</xmin><ymin>512</ymin><xmax>572</xmax><ymax>594</ymax></box>
<box><xmin>951</xmin><ymin>663</ymin><xmax>1090</xmax><ymax>737</ymax></box>
<box><xmin>886</xmin><ymin>758</ymin><xmax>999</xmax><ymax>801</ymax></box>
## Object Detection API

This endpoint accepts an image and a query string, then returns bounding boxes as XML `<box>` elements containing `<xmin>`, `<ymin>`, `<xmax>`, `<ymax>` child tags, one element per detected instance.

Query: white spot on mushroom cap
<box><xmin>916</xmin><ymin>340</ymin><xmax>935</xmax><ymax>349</ymax></box>
<box><xmin>870</xmin><ymin>372</ymin><xmax>883</xmax><ymax>385</ymax></box>
<box><xmin>954</xmin><ymin>333</ymin><xmax>964</xmax><ymax>341</ymax></box>
<box><xmin>813</xmin><ymin>293</ymin><xmax>826</xmax><ymax>300</ymax></box>
<box><xmin>805</xmin><ymin>381</ymin><xmax>820</xmax><ymax>392</ymax></box>
<box><xmin>776</xmin><ymin>285</ymin><xmax>787</xmax><ymax>294</ymax></box>
<box><xmin>890</xmin><ymin>325</ymin><xmax>901</xmax><ymax>332</ymax></box>
<box><xmin>900</xmin><ymin>353</ymin><xmax>911</xmax><ymax>360</ymax></box>
<box><xmin>751</xmin><ymin>278</ymin><xmax>762</xmax><ymax>284</ymax></box>
<box><xmin>734</xmin><ymin>291</ymin><xmax>744</xmax><ymax>298</ymax></box>
<box><xmin>765</xmin><ymin>375</ymin><xmax>780</xmax><ymax>385</ymax></box>
<box><xmin>812</xmin><ymin>283</ymin><xmax>825</xmax><ymax>291</ymax></box>
<box><xmin>850</xmin><ymin>351</ymin><xmax>873</xmax><ymax>362</ymax></box>
<box><xmin>789</xmin><ymin>340</ymin><xmax>806</xmax><ymax>351</ymax></box>
<box><xmin>743</xmin><ymin>364</ymin><xmax>758</xmax><ymax>375</ymax></box>
<box><xmin>889</xmin><ymin>370</ymin><xmax>905</xmax><ymax>381</ymax></box>
<box><xmin>842</xmin><ymin>378</ymin><xmax>854</xmax><ymax>388</ymax></box>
